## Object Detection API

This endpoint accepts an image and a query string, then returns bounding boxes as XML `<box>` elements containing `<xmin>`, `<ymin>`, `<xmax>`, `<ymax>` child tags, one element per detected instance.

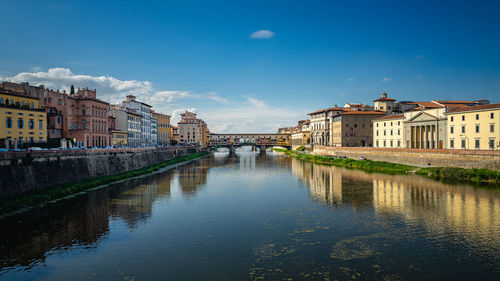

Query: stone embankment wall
<box><xmin>0</xmin><ymin>147</ymin><xmax>199</xmax><ymax>197</ymax></box>
<box><xmin>313</xmin><ymin>146</ymin><xmax>500</xmax><ymax>171</ymax></box>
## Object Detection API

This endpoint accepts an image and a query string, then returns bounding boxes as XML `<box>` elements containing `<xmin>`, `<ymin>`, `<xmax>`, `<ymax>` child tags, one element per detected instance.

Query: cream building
<box><xmin>445</xmin><ymin>103</ymin><xmax>500</xmax><ymax>150</ymax></box>
<box><xmin>373</xmin><ymin>92</ymin><xmax>396</xmax><ymax>114</ymax></box>
<box><xmin>372</xmin><ymin>114</ymin><xmax>404</xmax><ymax>148</ymax></box>
<box><xmin>308</xmin><ymin>107</ymin><xmax>346</xmax><ymax>146</ymax></box>
<box><xmin>178</xmin><ymin>111</ymin><xmax>209</xmax><ymax>146</ymax></box>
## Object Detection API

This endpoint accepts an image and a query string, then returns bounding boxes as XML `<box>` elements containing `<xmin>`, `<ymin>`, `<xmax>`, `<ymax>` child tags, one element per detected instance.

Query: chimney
<box><xmin>382</xmin><ymin>91</ymin><xmax>387</xmax><ymax>98</ymax></box>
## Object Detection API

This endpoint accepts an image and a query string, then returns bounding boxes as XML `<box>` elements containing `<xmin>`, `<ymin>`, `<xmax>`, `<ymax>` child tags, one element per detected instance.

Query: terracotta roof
<box><xmin>445</xmin><ymin>103</ymin><xmax>500</xmax><ymax>114</ymax></box>
<box><xmin>341</xmin><ymin>111</ymin><xmax>386</xmax><ymax>115</ymax></box>
<box><xmin>373</xmin><ymin>97</ymin><xmax>396</xmax><ymax>102</ymax></box>
<box><xmin>433</xmin><ymin>100</ymin><xmax>475</xmax><ymax>104</ymax></box>
<box><xmin>308</xmin><ymin>107</ymin><xmax>347</xmax><ymax>115</ymax></box>
<box><xmin>372</xmin><ymin>114</ymin><xmax>404</xmax><ymax>121</ymax></box>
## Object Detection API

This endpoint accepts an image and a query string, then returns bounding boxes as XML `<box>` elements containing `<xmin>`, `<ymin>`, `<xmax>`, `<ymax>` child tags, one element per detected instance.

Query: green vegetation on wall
<box><xmin>272</xmin><ymin>148</ymin><xmax>500</xmax><ymax>185</ymax></box>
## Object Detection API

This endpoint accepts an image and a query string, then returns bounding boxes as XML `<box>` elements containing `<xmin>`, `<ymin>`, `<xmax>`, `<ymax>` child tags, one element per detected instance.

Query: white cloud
<box><xmin>1</xmin><ymin>68</ymin><xmax>303</xmax><ymax>133</ymax></box>
<box><xmin>245</xmin><ymin>96</ymin><xmax>266</xmax><ymax>108</ymax></box>
<box><xmin>250</xmin><ymin>30</ymin><xmax>275</xmax><ymax>39</ymax></box>
<box><xmin>381</xmin><ymin>77</ymin><xmax>392</xmax><ymax>82</ymax></box>
<box><xmin>199</xmin><ymin>97</ymin><xmax>303</xmax><ymax>133</ymax></box>
<box><xmin>348</xmin><ymin>77</ymin><xmax>355</xmax><ymax>81</ymax></box>
<box><xmin>0</xmin><ymin>68</ymin><xmax>153</xmax><ymax>104</ymax></box>
<box><xmin>417</xmin><ymin>75</ymin><xmax>423</xmax><ymax>79</ymax></box>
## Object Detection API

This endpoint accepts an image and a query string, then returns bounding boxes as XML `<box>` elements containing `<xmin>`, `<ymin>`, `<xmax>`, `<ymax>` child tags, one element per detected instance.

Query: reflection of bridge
<box><xmin>209</xmin><ymin>133</ymin><xmax>291</xmax><ymax>150</ymax></box>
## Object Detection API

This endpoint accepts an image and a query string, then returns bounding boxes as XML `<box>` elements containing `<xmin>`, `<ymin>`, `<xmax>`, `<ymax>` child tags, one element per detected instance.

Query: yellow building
<box><xmin>111</xmin><ymin>130</ymin><xmax>128</xmax><ymax>147</ymax></box>
<box><xmin>445</xmin><ymin>103</ymin><xmax>500</xmax><ymax>150</ymax></box>
<box><xmin>153</xmin><ymin>112</ymin><xmax>171</xmax><ymax>145</ymax></box>
<box><xmin>0</xmin><ymin>90</ymin><xmax>47</xmax><ymax>147</ymax></box>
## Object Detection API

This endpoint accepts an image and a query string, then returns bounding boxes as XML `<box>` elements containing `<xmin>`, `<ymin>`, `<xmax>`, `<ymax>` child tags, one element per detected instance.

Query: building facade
<box><xmin>151</xmin><ymin>116</ymin><xmax>158</xmax><ymax>145</ymax></box>
<box><xmin>445</xmin><ymin>103</ymin><xmax>500</xmax><ymax>150</ymax></box>
<box><xmin>308</xmin><ymin>107</ymin><xmax>346</xmax><ymax>146</ymax></box>
<box><xmin>178</xmin><ymin>111</ymin><xmax>208</xmax><ymax>146</ymax></box>
<box><xmin>0</xmin><ymin>89</ymin><xmax>47</xmax><ymax>147</ymax></box>
<box><xmin>403</xmin><ymin>107</ymin><xmax>448</xmax><ymax>149</ymax></box>
<box><xmin>66</xmin><ymin>88</ymin><xmax>111</xmax><ymax>147</ymax></box>
<box><xmin>331</xmin><ymin>111</ymin><xmax>385</xmax><ymax>147</ymax></box>
<box><xmin>122</xmin><ymin>95</ymin><xmax>152</xmax><ymax>146</ymax></box>
<box><xmin>372</xmin><ymin>114</ymin><xmax>405</xmax><ymax>148</ymax></box>
<box><xmin>153</xmin><ymin>112</ymin><xmax>171</xmax><ymax>145</ymax></box>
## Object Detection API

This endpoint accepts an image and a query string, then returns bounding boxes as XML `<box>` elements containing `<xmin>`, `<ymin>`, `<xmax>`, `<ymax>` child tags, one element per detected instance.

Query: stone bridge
<box><xmin>209</xmin><ymin>133</ymin><xmax>291</xmax><ymax>151</ymax></box>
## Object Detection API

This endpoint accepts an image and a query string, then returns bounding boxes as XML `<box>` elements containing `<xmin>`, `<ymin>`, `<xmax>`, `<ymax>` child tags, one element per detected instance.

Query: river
<box><xmin>1</xmin><ymin>151</ymin><xmax>499</xmax><ymax>280</ymax></box>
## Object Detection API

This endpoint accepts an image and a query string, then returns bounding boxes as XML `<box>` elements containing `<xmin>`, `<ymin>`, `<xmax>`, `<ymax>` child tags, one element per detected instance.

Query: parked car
<box><xmin>359</xmin><ymin>156</ymin><xmax>367</xmax><ymax>160</ymax></box>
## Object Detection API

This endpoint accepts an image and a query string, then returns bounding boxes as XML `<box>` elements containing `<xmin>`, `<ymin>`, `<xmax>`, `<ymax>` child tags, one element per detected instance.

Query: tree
<box><xmin>70</xmin><ymin>85</ymin><xmax>75</xmax><ymax>95</ymax></box>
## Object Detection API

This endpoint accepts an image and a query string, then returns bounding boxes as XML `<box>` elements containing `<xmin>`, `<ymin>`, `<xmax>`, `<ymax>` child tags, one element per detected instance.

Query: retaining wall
<box><xmin>0</xmin><ymin>147</ymin><xmax>199</xmax><ymax>197</ymax></box>
<box><xmin>313</xmin><ymin>146</ymin><xmax>500</xmax><ymax>171</ymax></box>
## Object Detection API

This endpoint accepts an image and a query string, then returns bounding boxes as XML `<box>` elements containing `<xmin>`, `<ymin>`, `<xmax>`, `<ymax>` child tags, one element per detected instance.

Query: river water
<box><xmin>1</xmin><ymin>152</ymin><xmax>499</xmax><ymax>280</ymax></box>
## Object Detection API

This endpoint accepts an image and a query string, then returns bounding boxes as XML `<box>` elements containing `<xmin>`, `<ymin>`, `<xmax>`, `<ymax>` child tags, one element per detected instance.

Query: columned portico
<box><xmin>409</xmin><ymin>124</ymin><xmax>438</xmax><ymax>149</ymax></box>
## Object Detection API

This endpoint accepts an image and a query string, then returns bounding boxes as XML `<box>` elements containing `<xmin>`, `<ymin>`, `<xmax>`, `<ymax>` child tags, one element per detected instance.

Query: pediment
<box><xmin>406</xmin><ymin>111</ymin><xmax>438</xmax><ymax>122</ymax></box>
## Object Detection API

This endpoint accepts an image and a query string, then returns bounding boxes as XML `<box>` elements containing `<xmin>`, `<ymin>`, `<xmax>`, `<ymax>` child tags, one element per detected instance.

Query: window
<box><xmin>28</xmin><ymin>119</ymin><xmax>34</xmax><ymax>129</ymax></box>
<box><xmin>376</xmin><ymin>141</ymin><xmax>379</xmax><ymax>147</ymax></box>
<box><xmin>18</xmin><ymin>118</ymin><xmax>24</xmax><ymax>129</ymax></box>
<box><xmin>58</xmin><ymin>99</ymin><xmax>62</xmax><ymax>105</ymax></box>
<box><xmin>450</xmin><ymin>139</ymin><xmax>454</xmax><ymax>148</ymax></box>
<box><xmin>384</xmin><ymin>122</ymin><xmax>386</xmax><ymax>127</ymax></box>
<box><xmin>450</xmin><ymin>126</ymin><xmax>454</xmax><ymax>134</ymax></box>
<box><xmin>6</xmin><ymin>117</ymin><xmax>12</xmax><ymax>128</ymax></box>
<box><xmin>384</xmin><ymin>130</ymin><xmax>386</xmax><ymax>136</ymax></box>
<box><xmin>491</xmin><ymin>112</ymin><xmax>494</xmax><ymax>119</ymax></box>
<box><xmin>461</xmin><ymin>139</ymin><xmax>466</xmax><ymax>149</ymax></box>
<box><xmin>476</xmin><ymin>114</ymin><xmax>479</xmax><ymax>120</ymax></box>
<box><xmin>31</xmin><ymin>102</ymin><xmax>34</xmax><ymax>109</ymax></box>
<box><xmin>57</xmin><ymin>117</ymin><xmax>61</xmax><ymax>124</ymax></box>
<box><xmin>451</xmin><ymin>116</ymin><xmax>454</xmax><ymax>122</ymax></box>
<box><xmin>462</xmin><ymin>115</ymin><xmax>465</xmax><ymax>121</ymax></box>
<box><xmin>398</xmin><ymin>121</ymin><xmax>400</xmax><ymax>125</ymax></box>
<box><xmin>0</xmin><ymin>98</ymin><xmax>3</xmax><ymax>104</ymax></box>
<box><xmin>398</xmin><ymin>129</ymin><xmax>400</xmax><ymax>136</ymax></box>
<box><xmin>390</xmin><ymin>140</ymin><xmax>393</xmax><ymax>147</ymax></box>
<box><xmin>461</xmin><ymin>125</ymin><xmax>465</xmax><ymax>133</ymax></box>
<box><xmin>376</xmin><ymin>130</ymin><xmax>379</xmax><ymax>136</ymax></box>
<box><xmin>390</xmin><ymin>130</ymin><xmax>393</xmax><ymax>136</ymax></box>
<box><xmin>383</xmin><ymin>140</ymin><xmax>386</xmax><ymax>147</ymax></box>
<box><xmin>489</xmin><ymin>124</ymin><xmax>495</xmax><ymax>133</ymax></box>
<box><xmin>475</xmin><ymin>124</ymin><xmax>480</xmax><ymax>133</ymax></box>
<box><xmin>475</xmin><ymin>139</ymin><xmax>480</xmax><ymax>149</ymax></box>
<box><xmin>397</xmin><ymin>140</ymin><xmax>400</xmax><ymax>147</ymax></box>
<box><xmin>490</xmin><ymin>139</ymin><xmax>495</xmax><ymax>150</ymax></box>
<box><xmin>82</xmin><ymin>119</ymin><xmax>86</xmax><ymax>130</ymax></box>
<box><xmin>71</xmin><ymin>106</ymin><xmax>74</xmax><ymax>116</ymax></box>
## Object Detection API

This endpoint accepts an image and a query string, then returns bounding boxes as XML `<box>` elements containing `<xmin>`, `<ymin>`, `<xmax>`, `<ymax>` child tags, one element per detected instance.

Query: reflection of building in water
<box><xmin>177</xmin><ymin>162</ymin><xmax>208</xmax><ymax>197</ymax></box>
<box><xmin>0</xmin><ymin>170</ymin><xmax>177</xmax><ymax>270</ymax></box>
<box><xmin>0</xmin><ymin>189</ymin><xmax>110</xmax><ymax>269</ymax></box>
<box><xmin>291</xmin><ymin>158</ymin><xmax>375</xmax><ymax>208</ymax></box>
<box><xmin>238</xmin><ymin>154</ymin><xmax>256</xmax><ymax>170</ymax></box>
<box><xmin>372</xmin><ymin>176</ymin><xmax>500</xmax><ymax>246</ymax></box>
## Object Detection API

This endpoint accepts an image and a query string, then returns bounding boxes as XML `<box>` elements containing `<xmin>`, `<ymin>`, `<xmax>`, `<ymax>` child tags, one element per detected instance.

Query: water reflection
<box><xmin>291</xmin><ymin>157</ymin><xmax>500</xmax><ymax>255</ymax></box>
<box><xmin>0</xmin><ymin>170</ymin><xmax>175</xmax><ymax>270</ymax></box>
<box><xmin>0</xmin><ymin>154</ymin><xmax>499</xmax><ymax>280</ymax></box>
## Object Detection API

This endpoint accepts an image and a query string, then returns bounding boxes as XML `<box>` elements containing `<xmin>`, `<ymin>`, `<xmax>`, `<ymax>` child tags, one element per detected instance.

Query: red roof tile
<box><xmin>372</xmin><ymin>114</ymin><xmax>404</xmax><ymax>121</ymax></box>
<box><xmin>445</xmin><ymin>103</ymin><xmax>500</xmax><ymax>114</ymax></box>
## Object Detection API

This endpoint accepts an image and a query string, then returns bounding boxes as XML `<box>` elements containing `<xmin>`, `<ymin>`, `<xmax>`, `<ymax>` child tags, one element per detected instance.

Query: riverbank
<box><xmin>272</xmin><ymin>149</ymin><xmax>500</xmax><ymax>185</ymax></box>
<box><xmin>0</xmin><ymin>151</ymin><xmax>209</xmax><ymax>216</ymax></box>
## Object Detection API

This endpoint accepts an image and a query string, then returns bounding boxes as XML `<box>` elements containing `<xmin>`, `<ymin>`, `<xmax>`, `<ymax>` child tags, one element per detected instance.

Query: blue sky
<box><xmin>1</xmin><ymin>0</ymin><xmax>499</xmax><ymax>132</ymax></box>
